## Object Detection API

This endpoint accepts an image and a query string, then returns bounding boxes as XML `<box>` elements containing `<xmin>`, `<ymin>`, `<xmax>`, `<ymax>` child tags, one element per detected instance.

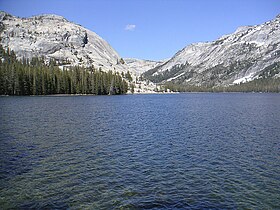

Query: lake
<box><xmin>0</xmin><ymin>93</ymin><xmax>280</xmax><ymax>209</ymax></box>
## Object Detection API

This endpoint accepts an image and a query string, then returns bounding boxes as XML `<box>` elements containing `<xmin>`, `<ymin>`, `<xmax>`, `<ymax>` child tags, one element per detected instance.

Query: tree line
<box><xmin>163</xmin><ymin>77</ymin><xmax>280</xmax><ymax>93</ymax></box>
<box><xmin>158</xmin><ymin>62</ymin><xmax>280</xmax><ymax>93</ymax></box>
<box><xmin>0</xmin><ymin>45</ymin><xmax>128</xmax><ymax>95</ymax></box>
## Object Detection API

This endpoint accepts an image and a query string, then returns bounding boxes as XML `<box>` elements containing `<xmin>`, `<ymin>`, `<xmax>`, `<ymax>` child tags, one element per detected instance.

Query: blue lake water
<box><xmin>0</xmin><ymin>93</ymin><xmax>280</xmax><ymax>209</ymax></box>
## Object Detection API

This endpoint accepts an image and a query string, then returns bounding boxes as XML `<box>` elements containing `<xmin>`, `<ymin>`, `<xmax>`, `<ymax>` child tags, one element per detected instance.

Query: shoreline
<box><xmin>1</xmin><ymin>91</ymin><xmax>279</xmax><ymax>97</ymax></box>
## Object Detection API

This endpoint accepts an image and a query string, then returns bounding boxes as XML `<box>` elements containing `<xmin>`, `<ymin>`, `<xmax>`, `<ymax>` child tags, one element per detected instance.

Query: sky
<box><xmin>0</xmin><ymin>0</ymin><xmax>279</xmax><ymax>60</ymax></box>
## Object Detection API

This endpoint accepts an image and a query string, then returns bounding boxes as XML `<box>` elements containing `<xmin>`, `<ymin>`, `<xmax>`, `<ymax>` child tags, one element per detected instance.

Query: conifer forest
<box><xmin>0</xmin><ymin>45</ymin><xmax>128</xmax><ymax>96</ymax></box>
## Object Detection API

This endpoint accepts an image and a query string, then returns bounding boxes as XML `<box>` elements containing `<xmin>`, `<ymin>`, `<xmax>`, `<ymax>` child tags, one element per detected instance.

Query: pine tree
<box><xmin>0</xmin><ymin>44</ymin><xmax>129</xmax><ymax>95</ymax></box>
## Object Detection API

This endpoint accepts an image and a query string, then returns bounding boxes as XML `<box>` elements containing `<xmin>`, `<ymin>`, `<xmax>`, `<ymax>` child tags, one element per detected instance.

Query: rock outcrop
<box><xmin>0</xmin><ymin>11</ymin><xmax>127</xmax><ymax>72</ymax></box>
<box><xmin>143</xmin><ymin>15</ymin><xmax>280</xmax><ymax>86</ymax></box>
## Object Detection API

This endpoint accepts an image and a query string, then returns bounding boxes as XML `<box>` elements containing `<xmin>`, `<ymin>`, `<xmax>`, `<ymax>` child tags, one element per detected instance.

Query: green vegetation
<box><xmin>0</xmin><ymin>45</ymin><xmax>128</xmax><ymax>95</ymax></box>
<box><xmin>125</xmin><ymin>71</ymin><xmax>133</xmax><ymax>82</ymax></box>
<box><xmin>129</xmin><ymin>83</ymin><xmax>135</xmax><ymax>94</ymax></box>
<box><xmin>164</xmin><ymin>77</ymin><xmax>280</xmax><ymax>93</ymax></box>
<box><xmin>146</xmin><ymin>60</ymin><xmax>280</xmax><ymax>93</ymax></box>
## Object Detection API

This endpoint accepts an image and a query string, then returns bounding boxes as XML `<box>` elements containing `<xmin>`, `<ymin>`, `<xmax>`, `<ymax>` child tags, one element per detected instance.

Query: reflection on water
<box><xmin>0</xmin><ymin>93</ymin><xmax>280</xmax><ymax>209</ymax></box>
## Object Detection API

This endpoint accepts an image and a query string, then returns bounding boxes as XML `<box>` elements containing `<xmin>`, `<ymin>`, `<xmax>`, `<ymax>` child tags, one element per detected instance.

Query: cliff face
<box><xmin>143</xmin><ymin>15</ymin><xmax>280</xmax><ymax>86</ymax></box>
<box><xmin>0</xmin><ymin>11</ymin><xmax>128</xmax><ymax>72</ymax></box>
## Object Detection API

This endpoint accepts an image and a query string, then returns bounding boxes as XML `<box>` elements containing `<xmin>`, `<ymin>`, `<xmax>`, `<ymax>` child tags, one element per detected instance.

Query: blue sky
<box><xmin>0</xmin><ymin>0</ymin><xmax>279</xmax><ymax>60</ymax></box>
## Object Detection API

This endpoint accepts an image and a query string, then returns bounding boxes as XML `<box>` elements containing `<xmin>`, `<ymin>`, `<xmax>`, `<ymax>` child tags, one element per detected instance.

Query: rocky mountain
<box><xmin>1</xmin><ymin>11</ymin><xmax>279</xmax><ymax>89</ymax></box>
<box><xmin>0</xmin><ymin>11</ymin><xmax>129</xmax><ymax>72</ymax></box>
<box><xmin>124</xmin><ymin>58</ymin><xmax>166</xmax><ymax>76</ymax></box>
<box><xmin>143</xmin><ymin>15</ymin><xmax>280</xmax><ymax>86</ymax></box>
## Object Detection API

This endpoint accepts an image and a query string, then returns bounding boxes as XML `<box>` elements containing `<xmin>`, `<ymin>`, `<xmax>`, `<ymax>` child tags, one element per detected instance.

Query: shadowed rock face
<box><xmin>0</xmin><ymin>11</ymin><xmax>129</xmax><ymax>72</ymax></box>
<box><xmin>143</xmin><ymin>15</ymin><xmax>280</xmax><ymax>86</ymax></box>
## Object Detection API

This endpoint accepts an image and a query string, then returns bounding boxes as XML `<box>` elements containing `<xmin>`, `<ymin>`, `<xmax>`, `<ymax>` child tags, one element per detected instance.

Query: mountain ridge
<box><xmin>1</xmin><ymin>11</ymin><xmax>280</xmax><ymax>88</ymax></box>
<box><xmin>143</xmin><ymin>14</ymin><xmax>280</xmax><ymax>86</ymax></box>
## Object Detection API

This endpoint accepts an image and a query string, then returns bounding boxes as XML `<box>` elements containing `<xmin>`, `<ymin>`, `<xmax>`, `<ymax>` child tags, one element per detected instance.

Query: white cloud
<box><xmin>125</xmin><ymin>24</ymin><xmax>136</xmax><ymax>31</ymax></box>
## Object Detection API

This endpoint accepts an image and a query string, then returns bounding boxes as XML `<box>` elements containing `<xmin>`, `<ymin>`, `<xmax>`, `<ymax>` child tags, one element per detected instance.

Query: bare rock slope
<box><xmin>0</xmin><ymin>11</ymin><xmax>128</xmax><ymax>72</ymax></box>
<box><xmin>143</xmin><ymin>15</ymin><xmax>280</xmax><ymax>86</ymax></box>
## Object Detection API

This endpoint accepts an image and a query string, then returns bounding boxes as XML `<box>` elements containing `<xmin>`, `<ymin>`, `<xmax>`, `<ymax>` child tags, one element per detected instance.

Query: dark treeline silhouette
<box><xmin>0</xmin><ymin>45</ymin><xmax>128</xmax><ymax>95</ymax></box>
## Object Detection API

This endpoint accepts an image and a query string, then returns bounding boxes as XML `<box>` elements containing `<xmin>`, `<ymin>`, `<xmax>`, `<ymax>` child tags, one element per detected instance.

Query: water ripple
<box><xmin>0</xmin><ymin>94</ymin><xmax>280</xmax><ymax>209</ymax></box>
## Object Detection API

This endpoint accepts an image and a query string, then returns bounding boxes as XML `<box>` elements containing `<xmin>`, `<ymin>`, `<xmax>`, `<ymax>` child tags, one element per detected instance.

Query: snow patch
<box><xmin>233</xmin><ymin>73</ymin><xmax>255</xmax><ymax>84</ymax></box>
<box><xmin>167</xmin><ymin>72</ymin><xmax>185</xmax><ymax>82</ymax></box>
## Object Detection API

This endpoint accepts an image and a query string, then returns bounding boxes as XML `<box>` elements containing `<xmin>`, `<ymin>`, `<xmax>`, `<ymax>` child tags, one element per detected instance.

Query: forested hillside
<box><xmin>163</xmin><ymin>76</ymin><xmax>280</xmax><ymax>93</ymax></box>
<box><xmin>0</xmin><ymin>45</ymin><xmax>128</xmax><ymax>95</ymax></box>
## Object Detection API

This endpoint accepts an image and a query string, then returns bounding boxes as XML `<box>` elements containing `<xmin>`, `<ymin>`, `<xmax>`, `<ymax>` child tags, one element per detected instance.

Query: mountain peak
<box><xmin>31</xmin><ymin>13</ymin><xmax>67</xmax><ymax>21</ymax></box>
<box><xmin>143</xmin><ymin>15</ymin><xmax>280</xmax><ymax>86</ymax></box>
<box><xmin>0</xmin><ymin>11</ymin><xmax>128</xmax><ymax>72</ymax></box>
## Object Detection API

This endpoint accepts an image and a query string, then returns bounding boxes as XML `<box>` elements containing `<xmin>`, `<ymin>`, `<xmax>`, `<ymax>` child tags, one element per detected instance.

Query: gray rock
<box><xmin>143</xmin><ymin>14</ymin><xmax>280</xmax><ymax>86</ymax></box>
<box><xmin>0</xmin><ymin>12</ymin><xmax>128</xmax><ymax>72</ymax></box>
